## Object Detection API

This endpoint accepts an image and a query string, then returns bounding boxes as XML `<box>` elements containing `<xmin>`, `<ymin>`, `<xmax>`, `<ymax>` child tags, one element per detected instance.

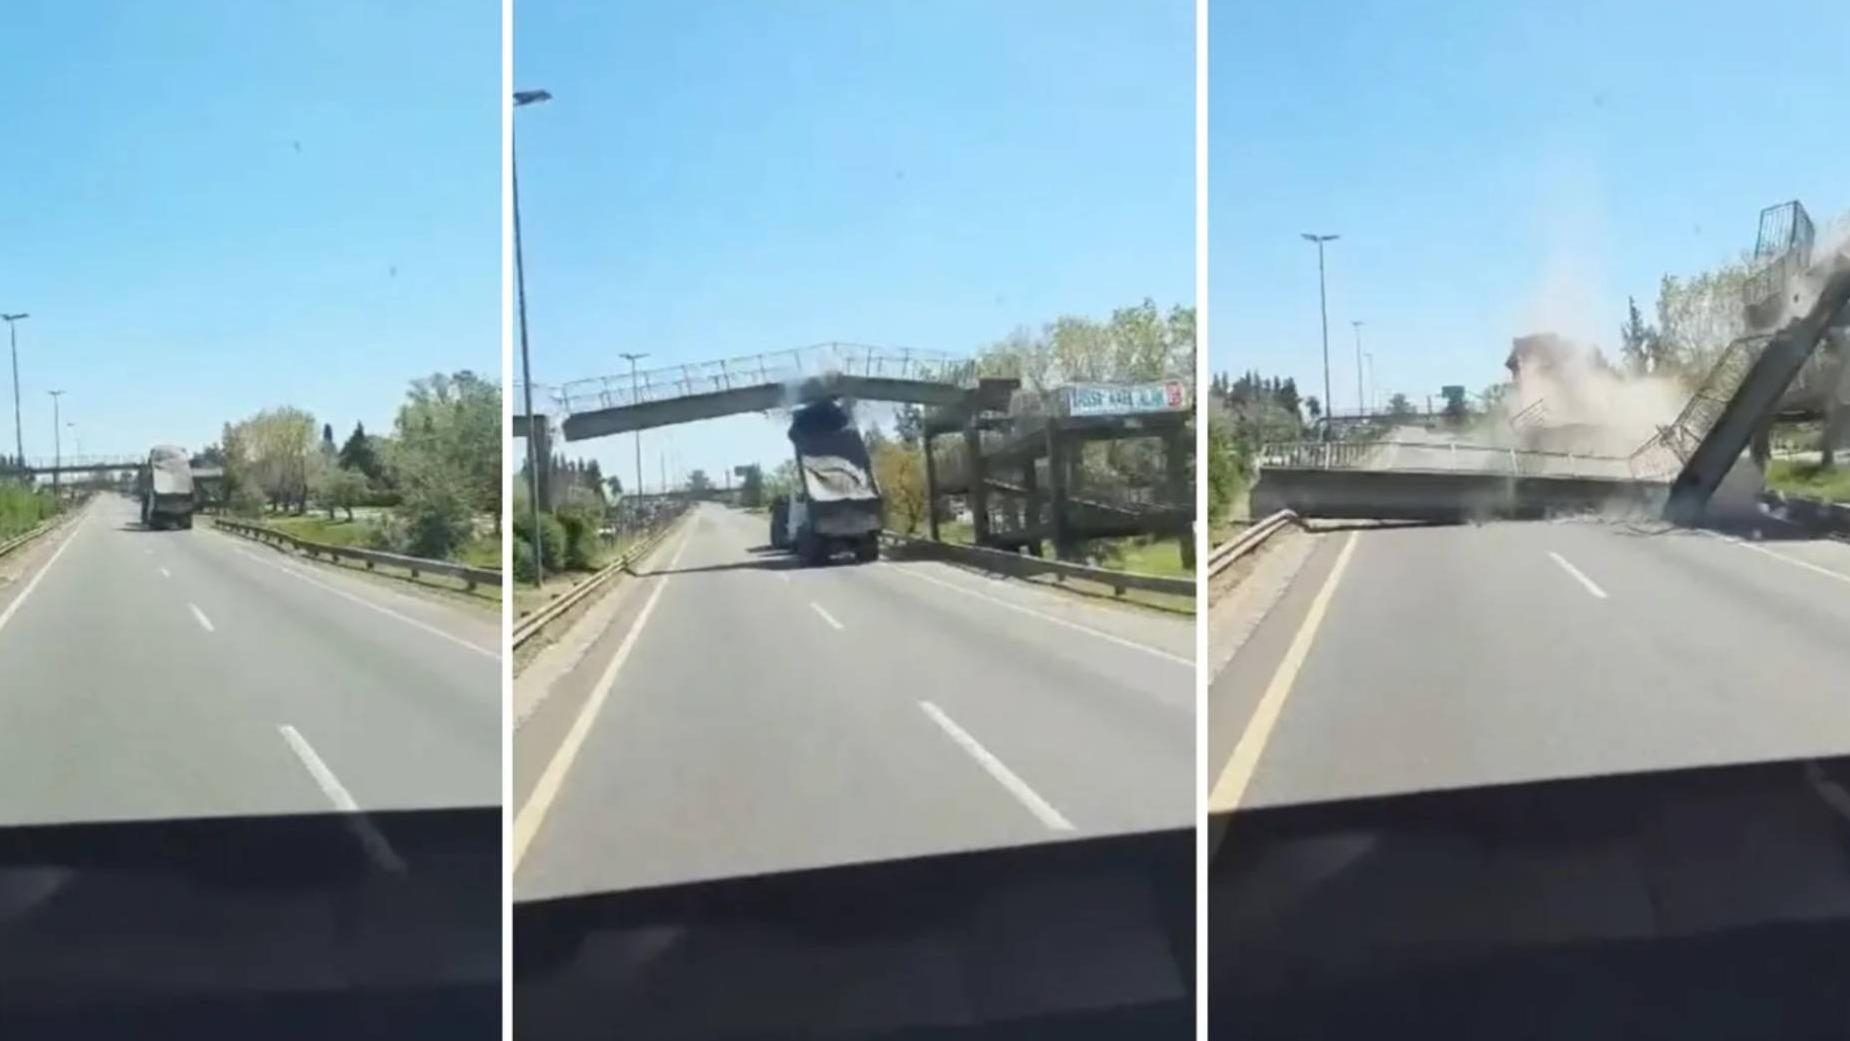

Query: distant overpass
<box><xmin>7</xmin><ymin>456</ymin><xmax>226</xmax><ymax>498</ymax></box>
<box><xmin>14</xmin><ymin>454</ymin><xmax>143</xmax><ymax>477</ymax></box>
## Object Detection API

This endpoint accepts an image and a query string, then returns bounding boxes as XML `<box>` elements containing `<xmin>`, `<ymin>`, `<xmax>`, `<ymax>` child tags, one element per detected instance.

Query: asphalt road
<box><xmin>513</xmin><ymin>503</ymin><xmax>1193</xmax><ymax>900</ymax></box>
<box><xmin>0</xmin><ymin>495</ymin><xmax>500</xmax><ymax>827</ymax></box>
<box><xmin>1210</xmin><ymin>516</ymin><xmax>1850</xmax><ymax>812</ymax></box>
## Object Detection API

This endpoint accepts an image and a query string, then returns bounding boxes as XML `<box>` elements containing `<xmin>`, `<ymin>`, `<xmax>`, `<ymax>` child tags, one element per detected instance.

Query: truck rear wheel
<box><xmin>853</xmin><ymin>535</ymin><xmax>879</xmax><ymax>563</ymax></box>
<box><xmin>797</xmin><ymin>530</ymin><xmax>824</xmax><ymax>566</ymax></box>
<box><xmin>179</xmin><ymin>514</ymin><xmax>194</xmax><ymax>530</ymax></box>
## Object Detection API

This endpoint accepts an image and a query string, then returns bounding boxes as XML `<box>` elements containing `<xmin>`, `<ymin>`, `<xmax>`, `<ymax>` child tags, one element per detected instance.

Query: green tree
<box><xmin>1618</xmin><ymin>296</ymin><xmax>1657</xmax><ymax>375</ymax></box>
<box><xmin>338</xmin><ymin>421</ymin><xmax>383</xmax><ymax>481</ymax></box>
<box><xmin>317</xmin><ymin>467</ymin><xmax>368</xmax><ymax>521</ymax></box>
<box><xmin>871</xmin><ymin>441</ymin><xmax>927</xmax><ymax>534</ymax></box>
<box><xmin>1387</xmin><ymin>393</ymin><xmax>1415</xmax><ymax>417</ymax></box>
<box><xmin>512</xmin><ymin>489</ymin><xmax>567</xmax><ymax>578</ymax></box>
<box><xmin>764</xmin><ymin>460</ymin><xmax>801</xmax><ymax>500</ymax></box>
<box><xmin>686</xmin><ymin>468</ymin><xmax>714</xmax><ymax>493</ymax></box>
<box><xmin>1655</xmin><ymin>257</ymin><xmax>1752</xmax><ymax>381</ymax></box>
<box><xmin>736</xmin><ymin>464</ymin><xmax>765</xmax><ymax>507</ymax></box>
<box><xmin>223</xmin><ymin>406</ymin><xmax>318</xmax><ymax>514</ymax></box>
<box><xmin>393</xmin><ymin>371</ymin><xmax>501</xmax><ymax>534</ymax></box>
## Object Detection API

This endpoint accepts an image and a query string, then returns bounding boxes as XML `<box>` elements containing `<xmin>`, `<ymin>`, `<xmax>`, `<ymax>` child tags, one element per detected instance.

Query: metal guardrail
<box><xmin>213</xmin><ymin>517</ymin><xmax>501</xmax><ymax>593</ymax></box>
<box><xmin>1207</xmin><ymin>510</ymin><xmax>1297</xmax><ymax>578</ymax></box>
<box><xmin>0</xmin><ymin>520</ymin><xmax>55</xmax><ymax>559</ymax></box>
<box><xmin>1258</xmin><ymin>441</ymin><xmax>1384</xmax><ymax>469</ymax></box>
<box><xmin>511</xmin><ymin>505</ymin><xmax>692</xmax><ymax>649</ymax></box>
<box><xmin>0</xmin><ymin>494</ymin><xmax>94</xmax><ymax>559</ymax></box>
<box><xmin>880</xmin><ymin>531</ymin><xmax>1193</xmax><ymax>599</ymax></box>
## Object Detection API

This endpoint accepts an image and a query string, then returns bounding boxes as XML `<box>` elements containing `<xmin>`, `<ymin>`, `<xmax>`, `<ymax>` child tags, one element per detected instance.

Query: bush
<box><xmin>555</xmin><ymin>506</ymin><xmax>603</xmax><ymax>570</ymax></box>
<box><xmin>398</xmin><ymin>477</ymin><xmax>475</xmax><ymax>560</ymax></box>
<box><xmin>512</xmin><ymin>538</ymin><xmax>537</xmax><ymax>582</ymax></box>
<box><xmin>1</xmin><ymin>482</ymin><xmax>56</xmax><ymax>539</ymax></box>
<box><xmin>228</xmin><ymin>486</ymin><xmax>266</xmax><ymax>518</ymax></box>
<box><xmin>511</xmin><ymin>508</ymin><xmax>568</xmax><ymax>573</ymax></box>
<box><xmin>366</xmin><ymin>513</ymin><xmax>405</xmax><ymax>552</ymax></box>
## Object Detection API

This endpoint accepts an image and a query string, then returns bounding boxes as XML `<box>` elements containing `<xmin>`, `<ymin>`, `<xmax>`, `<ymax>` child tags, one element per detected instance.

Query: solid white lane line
<box><xmin>1548</xmin><ymin>551</ymin><xmax>1609</xmax><ymax>600</ymax></box>
<box><xmin>879</xmin><ymin>564</ymin><xmax>1190</xmax><ymax>667</ymax></box>
<box><xmin>224</xmin><ymin>539</ymin><xmax>495</xmax><ymax>659</ymax></box>
<box><xmin>809</xmin><ymin>602</ymin><xmax>844</xmax><ymax>630</ymax></box>
<box><xmin>277</xmin><ymin>724</ymin><xmax>405</xmax><ymax>873</ymax></box>
<box><xmin>1713</xmin><ymin>533</ymin><xmax>1850</xmax><ymax>587</ymax></box>
<box><xmin>919</xmin><ymin>701</ymin><xmax>1073</xmax><ymax>831</ymax></box>
<box><xmin>159</xmin><ymin>566</ymin><xmax>171</xmax><ymax>578</ymax></box>
<box><xmin>1210</xmin><ymin>530</ymin><xmax>1360</xmax><ymax>816</ymax></box>
<box><xmin>0</xmin><ymin>507</ymin><xmax>89</xmax><ymax>638</ymax></box>
<box><xmin>512</xmin><ymin>520</ymin><xmax>697</xmax><ymax>872</ymax></box>
<box><xmin>188</xmin><ymin>603</ymin><xmax>215</xmax><ymax>632</ymax></box>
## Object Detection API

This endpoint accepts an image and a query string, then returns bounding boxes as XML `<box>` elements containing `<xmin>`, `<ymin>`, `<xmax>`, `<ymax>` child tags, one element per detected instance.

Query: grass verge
<box><xmin>217</xmin><ymin>515</ymin><xmax>500</xmax><ymax>608</ymax></box>
<box><xmin>1766</xmin><ymin>459</ymin><xmax>1850</xmax><ymax>503</ymax></box>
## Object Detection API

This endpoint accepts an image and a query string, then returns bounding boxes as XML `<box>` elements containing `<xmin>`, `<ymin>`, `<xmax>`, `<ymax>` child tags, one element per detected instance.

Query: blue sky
<box><xmin>0</xmin><ymin>1</ymin><xmax>496</xmax><ymax>467</ymax></box>
<box><xmin>514</xmin><ymin>0</ymin><xmax>1192</xmax><ymax>489</ymax></box>
<box><xmin>1210</xmin><ymin>0</ymin><xmax>1846</xmax><ymax>416</ymax></box>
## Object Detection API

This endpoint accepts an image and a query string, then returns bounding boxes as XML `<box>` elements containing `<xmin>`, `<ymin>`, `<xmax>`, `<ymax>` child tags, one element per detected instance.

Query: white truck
<box><xmin>137</xmin><ymin>445</ymin><xmax>196</xmax><ymax>530</ymax></box>
<box><xmin>768</xmin><ymin>400</ymin><xmax>882</xmax><ymax>565</ymax></box>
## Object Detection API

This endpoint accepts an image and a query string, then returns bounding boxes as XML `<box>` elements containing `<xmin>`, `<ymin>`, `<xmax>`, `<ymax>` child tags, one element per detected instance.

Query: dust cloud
<box><xmin>1493</xmin><ymin>152</ymin><xmax>1691</xmax><ymax>459</ymax></box>
<box><xmin>1503</xmin><ymin>341</ymin><xmax>1687</xmax><ymax>458</ymax></box>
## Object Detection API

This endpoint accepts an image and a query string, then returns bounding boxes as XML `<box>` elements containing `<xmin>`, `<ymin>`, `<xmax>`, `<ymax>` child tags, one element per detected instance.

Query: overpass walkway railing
<box><xmin>1259</xmin><ymin>440</ymin><xmax>1633</xmax><ymax>478</ymax></box>
<box><xmin>555</xmin><ymin>343</ymin><xmax>959</xmax><ymax>416</ymax></box>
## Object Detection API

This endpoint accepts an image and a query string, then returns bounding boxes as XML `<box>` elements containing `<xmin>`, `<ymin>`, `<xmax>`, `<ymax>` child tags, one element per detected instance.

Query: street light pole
<box><xmin>1366</xmin><ymin>352</ymin><xmax>1376</xmax><ymax>411</ymax></box>
<box><xmin>619</xmin><ymin>352</ymin><xmax>647</xmax><ymax>500</ymax></box>
<box><xmin>48</xmin><ymin>390</ymin><xmax>64</xmax><ymax>498</ymax></box>
<box><xmin>1301</xmin><ymin>234</ymin><xmax>1339</xmax><ymax>439</ymax></box>
<box><xmin>2</xmin><ymin>313</ymin><xmax>28</xmax><ymax>470</ymax></box>
<box><xmin>1351</xmin><ymin>320</ymin><xmax>1366</xmax><ymax>416</ymax></box>
<box><xmin>514</xmin><ymin>88</ymin><xmax>551</xmax><ymax>586</ymax></box>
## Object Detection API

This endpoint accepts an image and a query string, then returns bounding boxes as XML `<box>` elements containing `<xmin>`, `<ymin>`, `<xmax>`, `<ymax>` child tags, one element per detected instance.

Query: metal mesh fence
<box><xmin>554</xmin><ymin>343</ymin><xmax>958</xmax><ymax>415</ymax></box>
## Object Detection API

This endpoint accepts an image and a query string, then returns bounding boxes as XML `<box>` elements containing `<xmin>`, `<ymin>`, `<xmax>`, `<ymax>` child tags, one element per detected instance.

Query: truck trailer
<box><xmin>137</xmin><ymin>445</ymin><xmax>196</xmax><ymax>530</ymax></box>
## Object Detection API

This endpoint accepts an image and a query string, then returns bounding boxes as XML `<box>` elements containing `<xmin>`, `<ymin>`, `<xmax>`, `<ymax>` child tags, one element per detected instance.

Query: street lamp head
<box><xmin>1301</xmin><ymin>233</ymin><xmax>1339</xmax><ymax>243</ymax></box>
<box><xmin>514</xmin><ymin>89</ymin><xmax>553</xmax><ymax>107</ymax></box>
<box><xmin>1</xmin><ymin>313</ymin><xmax>27</xmax><ymax>322</ymax></box>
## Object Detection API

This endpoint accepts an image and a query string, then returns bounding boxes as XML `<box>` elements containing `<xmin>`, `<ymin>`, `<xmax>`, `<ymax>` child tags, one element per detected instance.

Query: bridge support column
<box><xmin>964</xmin><ymin>426</ymin><xmax>990</xmax><ymax>546</ymax></box>
<box><xmin>922</xmin><ymin>431</ymin><xmax>941</xmax><ymax>542</ymax></box>
<box><xmin>1165</xmin><ymin>426</ymin><xmax>1195</xmax><ymax>569</ymax></box>
<box><xmin>1047</xmin><ymin>423</ymin><xmax>1076</xmax><ymax>561</ymax></box>
<box><xmin>531</xmin><ymin>422</ymin><xmax>554</xmax><ymax>511</ymax></box>
<box><xmin>1022</xmin><ymin>459</ymin><xmax>1042</xmax><ymax>557</ymax></box>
